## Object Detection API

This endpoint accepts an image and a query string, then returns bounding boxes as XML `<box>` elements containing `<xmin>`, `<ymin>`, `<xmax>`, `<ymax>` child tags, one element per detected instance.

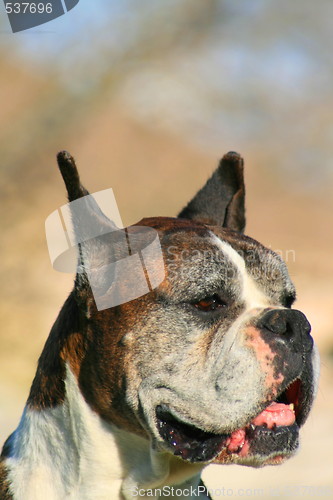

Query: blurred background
<box><xmin>0</xmin><ymin>0</ymin><xmax>332</xmax><ymax>498</ymax></box>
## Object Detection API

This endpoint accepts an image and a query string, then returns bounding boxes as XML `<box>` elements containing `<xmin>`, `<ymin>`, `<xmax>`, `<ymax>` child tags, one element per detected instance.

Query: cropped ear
<box><xmin>178</xmin><ymin>151</ymin><xmax>245</xmax><ymax>232</ymax></box>
<box><xmin>57</xmin><ymin>151</ymin><xmax>117</xmax><ymax>234</ymax></box>
<box><xmin>56</xmin><ymin>152</ymin><xmax>165</xmax><ymax>310</ymax></box>
<box><xmin>56</xmin><ymin>151</ymin><xmax>120</xmax><ymax>293</ymax></box>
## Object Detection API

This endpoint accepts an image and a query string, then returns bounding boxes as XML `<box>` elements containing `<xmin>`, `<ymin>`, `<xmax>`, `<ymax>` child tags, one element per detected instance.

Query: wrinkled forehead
<box><xmin>158</xmin><ymin>223</ymin><xmax>295</xmax><ymax>303</ymax></box>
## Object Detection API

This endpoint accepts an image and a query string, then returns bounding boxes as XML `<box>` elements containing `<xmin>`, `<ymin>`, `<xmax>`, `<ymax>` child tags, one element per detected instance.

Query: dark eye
<box><xmin>193</xmin><ymin>294</ymin><xmax>228</xmax><ymax>312</ymax></box>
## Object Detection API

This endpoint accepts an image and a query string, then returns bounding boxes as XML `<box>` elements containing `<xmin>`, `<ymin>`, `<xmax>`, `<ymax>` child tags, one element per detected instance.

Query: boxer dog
<box><xmin>0</xmin><ymin>151</ymin><xmax>319</xmax><ymax>499</ymax></box>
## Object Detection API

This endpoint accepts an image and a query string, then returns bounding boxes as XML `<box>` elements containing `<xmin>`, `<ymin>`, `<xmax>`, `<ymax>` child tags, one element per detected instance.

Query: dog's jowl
<box><xmin>0</xmin><ymin>152</ymin><xmax>319</xmax><ymax>499</ymax></box>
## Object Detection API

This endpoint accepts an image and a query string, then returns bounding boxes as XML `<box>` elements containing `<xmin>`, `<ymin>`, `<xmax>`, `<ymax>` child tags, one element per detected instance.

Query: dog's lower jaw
<box><xmin>3</xmin><ymin>366</ymin><xmax>205</xmax><ymax>500</ymax></box>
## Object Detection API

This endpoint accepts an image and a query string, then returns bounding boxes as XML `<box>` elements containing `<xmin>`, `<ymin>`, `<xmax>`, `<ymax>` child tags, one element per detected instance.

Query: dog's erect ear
<box><xmin>57</xmin><ymin>150</ymin><xmax>117</xmax><ymax>235</ymax></box>
<box><xmin>57</xmin><ymin>150</ymin><xmax>89</xmax><ymax>202</ymax></box>
<box><xmin>178</xmin><ymin>151</ymin><xmax>245</xmax><ymax>232</ymax></box>
<box><xmin>57</xmin><ymin>151</ymin><xmax>120</xmax><ymax>294</ymax></box>
<box><xmin>56</xmin><ymin>152</ymin><xmax>165</xmax><ymax>310</ymax></box>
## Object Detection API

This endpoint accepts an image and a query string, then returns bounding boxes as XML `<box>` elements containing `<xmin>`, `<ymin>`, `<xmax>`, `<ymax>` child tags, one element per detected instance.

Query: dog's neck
<box><xmin>6</xmin><ymin>310</ymin><xmax>204</xmax><ymax>500</ymax></box>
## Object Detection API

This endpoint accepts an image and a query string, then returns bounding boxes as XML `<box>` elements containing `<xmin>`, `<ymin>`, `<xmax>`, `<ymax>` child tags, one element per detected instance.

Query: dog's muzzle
<box><xmin>153</xmin><ymin>308</ymin><xmax>316</xmax><ymax>465</ymax></box>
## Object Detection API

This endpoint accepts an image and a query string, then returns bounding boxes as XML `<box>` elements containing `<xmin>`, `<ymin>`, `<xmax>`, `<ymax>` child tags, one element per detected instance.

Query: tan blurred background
<box><xmin>0</xmin><ymin>1</ymin><xmax>332</xmax><ymax>498</ymax></box>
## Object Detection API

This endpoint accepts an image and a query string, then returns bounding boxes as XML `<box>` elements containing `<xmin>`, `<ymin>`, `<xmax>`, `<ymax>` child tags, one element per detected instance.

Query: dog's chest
<box><xmin>2</xmin><ymin>366</ymin><xmax>205</xmax><ymax>500</ymax></box>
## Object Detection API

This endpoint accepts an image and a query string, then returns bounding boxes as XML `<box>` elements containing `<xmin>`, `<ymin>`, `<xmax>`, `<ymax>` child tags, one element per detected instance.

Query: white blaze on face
<box><xmin>211</xmin><ymin>233</ymin><xmax>271</xmax><ymax>312</ymax></box>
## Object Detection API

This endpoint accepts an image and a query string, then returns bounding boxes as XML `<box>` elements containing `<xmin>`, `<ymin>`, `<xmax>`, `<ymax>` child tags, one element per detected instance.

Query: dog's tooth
<box><xmin>289</xmin><ymin>403</ymin><xmax>295</xmax><ymax>411</ymax></box>
<box><xmin>250</xmin><ymin>424</ymin><xmax>256</xmax><ymax>431</ymax></box>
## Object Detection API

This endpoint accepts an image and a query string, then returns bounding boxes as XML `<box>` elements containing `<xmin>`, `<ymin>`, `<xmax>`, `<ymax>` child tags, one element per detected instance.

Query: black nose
<box><xmin>259</xmin><ymin>309</ymin><xmax>313</xmax><ymax>352</ymax></box>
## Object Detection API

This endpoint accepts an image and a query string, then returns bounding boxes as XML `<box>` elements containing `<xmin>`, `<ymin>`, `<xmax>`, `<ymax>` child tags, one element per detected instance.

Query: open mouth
<box><xmin>156</xmin><ymin>378</ymin><xmax>302</xmax><ymax>463</ymax></box>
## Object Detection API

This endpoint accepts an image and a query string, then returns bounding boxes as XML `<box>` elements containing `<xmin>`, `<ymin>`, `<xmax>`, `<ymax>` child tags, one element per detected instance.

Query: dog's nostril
<box><xmin>284</xmin><ymin>320</ymin><xmax>294</xmax><ymax>340</ymax></box>
<box><xmin>260</xmin><ymin>310</ymin><xmax>288</xmax><ymax>336</ymax></box>
<box><xmin>259</xmin><ymin>309</ymin><xmax>313</xmax><ymax>351</ymax></box>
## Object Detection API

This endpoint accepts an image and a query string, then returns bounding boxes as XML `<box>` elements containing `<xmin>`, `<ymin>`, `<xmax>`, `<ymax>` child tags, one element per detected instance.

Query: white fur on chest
<box><xmin>6</xmin><ymin>366</ymin><xmax>124</xmax><ymax>499</ymax></box>
<box><xmin>4</xmin><ymin>366</ymin><xmax>203</xmax><ymax>500</ymax></box>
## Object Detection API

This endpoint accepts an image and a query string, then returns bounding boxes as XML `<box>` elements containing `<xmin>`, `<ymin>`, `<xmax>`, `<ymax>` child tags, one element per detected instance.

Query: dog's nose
<box><xmin>259</xmin><ymin>309</ymin><xmax>313</xmax><ymax>352</ymax></box>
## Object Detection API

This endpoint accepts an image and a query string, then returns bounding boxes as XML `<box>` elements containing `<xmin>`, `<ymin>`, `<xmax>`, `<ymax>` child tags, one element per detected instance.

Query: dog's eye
<box><xmin>193</xmin><ymin>294</ymin><xmax>227</xmax><ymax>312</ymax></box>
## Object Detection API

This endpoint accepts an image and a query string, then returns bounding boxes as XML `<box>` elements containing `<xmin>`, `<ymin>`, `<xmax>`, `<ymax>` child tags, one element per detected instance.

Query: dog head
<box><xmin>50</xmin><ymin>151</ymin><xmax>318</xmax><ymax>467</ymax></box>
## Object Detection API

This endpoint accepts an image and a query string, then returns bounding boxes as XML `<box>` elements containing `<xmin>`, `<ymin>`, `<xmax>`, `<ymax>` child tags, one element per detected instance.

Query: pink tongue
<box><xmin>226</xmin><ymin>403</ymin><xmax>295</xmax><ymax>454</ymax></box>
<box><xmin>252</xmin><ymin>402</ymin><xmax>295</xmax><ymax>429</ymax></box>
